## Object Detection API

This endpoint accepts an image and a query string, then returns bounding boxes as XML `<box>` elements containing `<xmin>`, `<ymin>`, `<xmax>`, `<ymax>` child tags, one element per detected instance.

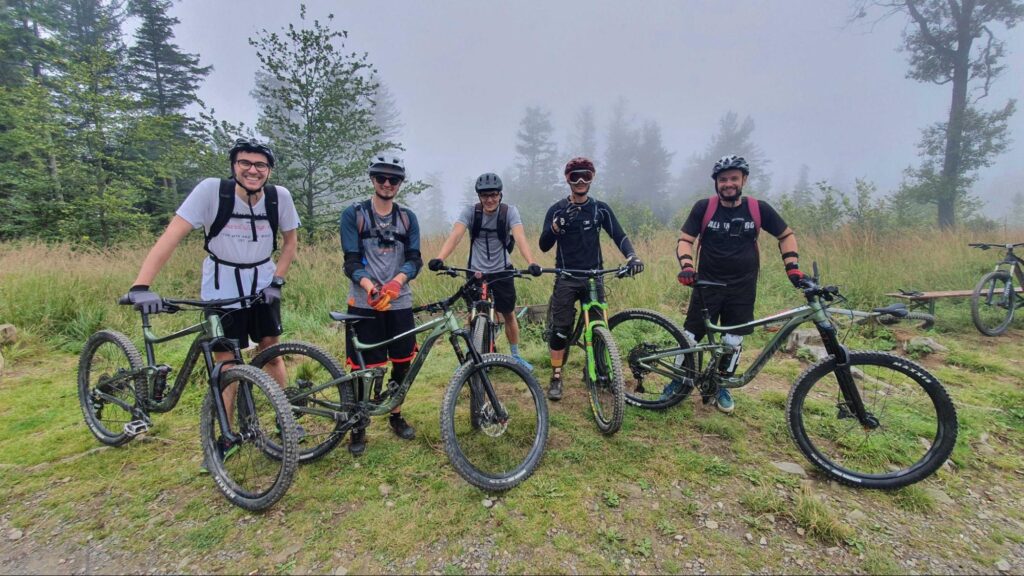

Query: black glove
<box><xmin>627</xmin><ymin>256</ymin><xmax>644</xmax><ymax>276</ymax></box>
<box><xmin>127</xmin><ymin>285</ymin><xmax>164</xmax><ymax>314</ymax></box>
<box><xmin>678</xmin><ymin>266</ymin><xmax>696</xmax><ymax>286</ymax></box>
<box><xmin>428</xmin><ymin>258</ymin><xmax>445</xmax><ymax>271</ymax></box>
<box><xmin>553</xmin><ymin>204</ymin><xmax>582</xmax><ymax>234</ymax></box>
<box><xmin>261</xmin><ymin>285</ymin><xmax>281</xmax><ymax>305</ymax></box>
<box><xmin>528</xmin><ymin>262</ymin><xmax>542</xmax><ymax>277</ymax></box>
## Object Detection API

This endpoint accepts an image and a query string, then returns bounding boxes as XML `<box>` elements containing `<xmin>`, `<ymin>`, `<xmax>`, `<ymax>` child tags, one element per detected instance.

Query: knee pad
<box><xmin>549</xmin><ymin>329</ymin><xmax>569</xmax><ymax>351</ymax></box>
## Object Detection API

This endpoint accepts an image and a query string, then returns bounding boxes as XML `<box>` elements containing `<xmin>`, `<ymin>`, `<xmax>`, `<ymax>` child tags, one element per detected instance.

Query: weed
<box><xmin>603</xmin><ymin>490</ymin><xmax>620</xmax><ymax>508</ymax></box>
<box><xmin>793</xmin><ymin>486</ymin><xmax>854</xmax><ymax>545</ymax></box>
<box><xmin>891</xmin><ymin>485</ymin><xmax>935</xmax><ymax>513</ymax></box>
<box><xmin>633</xmin><ymin>537</ymin><xmax>653</xmax><ymax>558</ymax></box>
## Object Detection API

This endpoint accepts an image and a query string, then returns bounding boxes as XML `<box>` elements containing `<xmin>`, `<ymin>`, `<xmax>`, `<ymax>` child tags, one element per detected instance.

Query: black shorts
<box><xmin>345</xmin><ymin>306</ymin><xmax>416</xmax><ymax>369</ymax></box>
<box><xmin>487</xmin><ymin>276</ymin><xmax>517</xmax><ymax>314</ymax></box>
<box><xmin>549</xmin><ymin>276</ymin><xmax>605</xmax><ymax>336</ymax></box>
<box><xmin>210</xmin><ymin>301</ymin><xmax>282</xmax><ymax>351</ymax></box>
<box><xmin>683</xmin><ymin>282</ymin><xmax>757</xmax><ymax>340</ymax></box>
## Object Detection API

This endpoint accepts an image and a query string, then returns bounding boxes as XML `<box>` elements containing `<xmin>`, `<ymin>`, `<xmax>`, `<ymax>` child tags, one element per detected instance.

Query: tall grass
<box><xmin>0</xmin><ymin>227</ymin><xmax>1006</xmax><ymax>348</ymax></box>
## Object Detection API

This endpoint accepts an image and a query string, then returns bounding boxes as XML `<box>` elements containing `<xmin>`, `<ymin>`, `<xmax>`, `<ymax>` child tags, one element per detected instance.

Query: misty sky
<box><xmin>164</xmin><ymin>0</ymin><xmax>1024</xmax><ymax>217</ymax></box>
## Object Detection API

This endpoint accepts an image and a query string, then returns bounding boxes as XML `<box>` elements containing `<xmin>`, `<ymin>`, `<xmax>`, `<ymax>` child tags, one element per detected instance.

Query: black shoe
<box><xmin>348</xmin><ymin>428</ymin><xmax>367</xmax><ymax>456</ymax></box>
<box><xmin>389</xmin><ymin>413</ymin><xmax>416</xmax><ymax>440</ymax></box>
<box><xmin>547</xmin><ymin>374</ymin><xmax>563</xmax><ymax>401</ymax></box>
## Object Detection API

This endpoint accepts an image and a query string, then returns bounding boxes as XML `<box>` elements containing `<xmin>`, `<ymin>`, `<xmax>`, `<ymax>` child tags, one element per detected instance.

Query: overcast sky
<box><xmin>165</xmin><ymin>0</ymin><xmax>1024</xmax><ymax>217</ymax></box>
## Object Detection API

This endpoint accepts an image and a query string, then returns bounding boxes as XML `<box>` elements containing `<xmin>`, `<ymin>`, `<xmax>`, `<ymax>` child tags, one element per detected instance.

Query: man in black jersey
<box><xmin>675</xmin><ymin>155</ymin><xmax>804</xmax><ymax>413</ymax></box>
<box><xmin>539</xmin><ymin>157</ymin><xmax>644</xmax><ymax>401</ymax></box>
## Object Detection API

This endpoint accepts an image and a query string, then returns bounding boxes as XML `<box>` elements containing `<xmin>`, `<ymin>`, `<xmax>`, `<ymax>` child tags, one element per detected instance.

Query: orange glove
<box><xmin>367</xmin><ymin>287</ymin><xmax>392</xmax><ymax>312</ymax></box>
<box><xmin>381</xmin><ymin>279</ymin><xmax>402</xmax><ymax>299</ymax></box>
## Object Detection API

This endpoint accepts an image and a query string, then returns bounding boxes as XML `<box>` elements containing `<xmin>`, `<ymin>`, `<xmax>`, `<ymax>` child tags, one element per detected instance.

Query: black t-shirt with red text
<box><xmin>680</xmin><ymin>197</ymin><xmax>788</xmax><ymax>288</ymax></box>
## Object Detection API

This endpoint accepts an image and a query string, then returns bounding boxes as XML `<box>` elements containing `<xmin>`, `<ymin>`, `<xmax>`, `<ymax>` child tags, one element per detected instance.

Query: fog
<box><xmin>167</xmin><ymin>0</ymin><xmax>1024</xmax><ymax>218</ymax></box>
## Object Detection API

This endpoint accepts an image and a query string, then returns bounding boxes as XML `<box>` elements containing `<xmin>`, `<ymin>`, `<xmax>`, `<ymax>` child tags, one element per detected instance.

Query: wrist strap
<box><xmin>781</xmin><ymin>251</ymin><xmax>798</xmax><ymax>260</ymax></box>
<box><xmin>785</xmin><ymin>262</ymin><xmax>800</xmax><ymax>272</ymax></box>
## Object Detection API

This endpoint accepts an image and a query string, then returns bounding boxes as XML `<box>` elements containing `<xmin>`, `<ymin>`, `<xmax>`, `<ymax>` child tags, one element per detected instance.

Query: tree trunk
<box><xmin>937</xmin><ymin>3</ymin><xmax>974</xmax><ymax>231</ymax></box>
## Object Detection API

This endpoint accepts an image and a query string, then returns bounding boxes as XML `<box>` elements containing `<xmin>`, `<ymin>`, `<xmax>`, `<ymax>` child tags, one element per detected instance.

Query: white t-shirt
<box><xmin>176</xmin><ymin>178</ymin><xmax>300</xmax><ymax>301</ymax></box>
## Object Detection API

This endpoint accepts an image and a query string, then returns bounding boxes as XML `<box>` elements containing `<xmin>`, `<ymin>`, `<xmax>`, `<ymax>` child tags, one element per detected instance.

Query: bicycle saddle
<box><xmin>329</xmin><ymin>311</ymin><xmax>374</xmax><ymax>323</ymax></box>
<box><xmin>872</xmin><ymin>303</ymin><xmax>908</xmax><ymax>317</ymax></box>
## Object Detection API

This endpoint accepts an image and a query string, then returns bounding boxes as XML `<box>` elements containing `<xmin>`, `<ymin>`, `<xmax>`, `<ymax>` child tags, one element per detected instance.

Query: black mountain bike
<box><xmin>440</xmin><ymin>266</ymin><xmax>522</xmax><ymax>355</ymax></box>
<box><xmin>609</xmin><ymin>265</ymin><xmax>957</xmax><ymax>489</ymax></box>
<box><xmin>969</xmin><ymin>242</ymin><xmax>1024</xmax><ymax>336</ymax></box>
<box><xmin>78</xmin><ymin>294</ymin><xmax>299</xmax><ymax>511</ymax></box>
<box><xmin>250</xmin><ymin>273</ymin><xmax>548</xmax><ymax>491</ymax></box>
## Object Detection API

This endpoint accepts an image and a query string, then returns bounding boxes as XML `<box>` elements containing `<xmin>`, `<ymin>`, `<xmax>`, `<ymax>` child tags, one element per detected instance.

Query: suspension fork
<box><xmin>450</xmin><ymin>330</ymin><xmax>509</xmax><ymax>421</ymax></box>
<box><xmin>816</xmin><ymin>320</ymin><xmax>876</xmax><ymax>428</ymax></box>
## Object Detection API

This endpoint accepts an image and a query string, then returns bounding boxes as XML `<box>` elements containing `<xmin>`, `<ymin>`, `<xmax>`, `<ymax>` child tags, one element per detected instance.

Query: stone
<box><xmin>771</xmin><ymin>461</ymin><xmax>807</xmax><ymax>477</ymax></box>
<box><xmin>482</xmin><ymin>498</ymin><xmax>494</xmax><ymax>508</ymax></box>
<box><xmin>7</xmin><ymin>528</ymin><xmax>23</xmax><ymax>541</ymax></box>
<box><xmin>745</xmin><ymin>533</ymin><xmax>754</xmax><ymax>543</ymax></box>
<box><xmin>786</xmin><ymin>329</ymin><xmax>821</xmax><ymax>352</ymax></box>
<box><xmin>759</xmin><ymin>537</ymin><xmax>768</xmax><ymax>546</ymax></box>
<box><xmin>378</xmin><ymin>483</ymin><xmax>391</xmax><ymax>496</ymax></box>
<box><xmin>846</xmin><ymin>509</ymin><xmax>867</xmax><ymax>523</ymax></box>
<box><xmin>925</xmin><ymin>488</ymin><xmax>955</xmax><ymax>506</ymax></box>
<box><xmin>705</xmin><ymin>520</ymin><xmax>719</xmax><ymax>530</ymax></box>
<box><xmin>0</xmin><ymin>324</ymin><xmax>16</xmax><ymax>344</ymax></box>
<box><xmin>796</xmin><ymin>527</ymin><xmax>806</xmax><ymax>536</ymax></box>
<box><xmin>905</xmin><ymin>337</ymin><xmax>948</xmax><ymax>355</ymax></box>
<box><xmin>674</xmin><ymin>535</ymin><xmax>685</xmax><ymax>542</ymax></box>
<box><xmin>334</xmin><ymin>566</ymin><xmax>349</xmax><ymax>576</ymax></box>
<box><xmin>995</xmin><ymin>559</ymin><xmax>1011</xmax><ymax>572</ymax></box>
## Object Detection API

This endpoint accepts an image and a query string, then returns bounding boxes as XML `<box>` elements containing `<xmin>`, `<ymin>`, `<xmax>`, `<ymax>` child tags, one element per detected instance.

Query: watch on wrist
<box><xmin>271</xmin><ymin>275</ymin><xmax>286</xmax><ymax>288</ymax></box>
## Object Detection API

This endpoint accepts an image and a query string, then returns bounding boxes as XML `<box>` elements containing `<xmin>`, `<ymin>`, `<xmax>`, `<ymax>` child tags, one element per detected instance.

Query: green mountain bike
<box><xmin>608</xmin><ymin>265</ymin><xmax>958</xmax><ymax>489</ymax></box>
<box><xmin>969</xmin><ymin>242</ymin><xmax>1024</xmax><ymax>336</ymax></box>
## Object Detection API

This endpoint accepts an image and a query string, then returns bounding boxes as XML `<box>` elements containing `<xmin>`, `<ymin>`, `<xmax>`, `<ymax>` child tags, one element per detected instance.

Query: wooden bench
<box><xmin>886</xmin><ymin>288</ymin><xmax>1024</xmax><ymax>315</ymax></box>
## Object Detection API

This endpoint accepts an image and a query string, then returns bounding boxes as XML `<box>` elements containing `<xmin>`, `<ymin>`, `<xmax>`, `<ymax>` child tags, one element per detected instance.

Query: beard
<box><xmin>716</xmin><ymin>185</ymin><xmax>742</xmax><ymax>202</ymax></box>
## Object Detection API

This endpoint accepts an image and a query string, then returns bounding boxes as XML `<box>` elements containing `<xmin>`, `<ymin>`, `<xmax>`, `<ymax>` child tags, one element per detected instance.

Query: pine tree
<box><xmin>602</xmin><ymin>97</ymin><xmax>638</xmax><ymax>197</ymax></box>
<box><xmin>632</xmin><ymin>120</ymin><xmax>673</xmax><ymax>220</ymax></box>
<box><xmin>511</xmin><ymin>105</ymin><xmax>560</xmax><ymax>221</ymax></box>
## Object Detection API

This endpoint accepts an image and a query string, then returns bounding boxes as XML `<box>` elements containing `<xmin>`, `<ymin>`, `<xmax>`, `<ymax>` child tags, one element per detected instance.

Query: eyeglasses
<box><xmin>372</xmin><ymin>174</ymin><xmax>404</xmax><ymax>186</ymax></box>
<box><xmin>235</xmin><ymin>159</ymin><xmax>270</xmax><ymax>172</ymax></box>
<box><xmin>568</xmin><ymin>171</ymin><xmax>593</xmax><ymax>184</ymax></box>
<box><xmin>478</xmin><ymin>191</ymin><xmax>501</xmax><ymax>199</ymax></box>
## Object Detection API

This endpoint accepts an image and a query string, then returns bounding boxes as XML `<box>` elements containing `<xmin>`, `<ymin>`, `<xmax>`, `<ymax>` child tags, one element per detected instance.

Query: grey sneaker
<box><xmin>547</xmin><ymin>374</ymin><xmax>563</xmax><ymax>401</ymax></box>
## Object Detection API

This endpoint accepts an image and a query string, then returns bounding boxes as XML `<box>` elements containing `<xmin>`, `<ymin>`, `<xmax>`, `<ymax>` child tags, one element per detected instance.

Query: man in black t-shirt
<box><xmin>675</xmin><ymin>155</ymin><xmax>804</xmax><ymax>414</ymax></box>
<box><xmin>538</xmin><ymin>156</ymin><xmax>644</xmax><ymax>401</ymax></box>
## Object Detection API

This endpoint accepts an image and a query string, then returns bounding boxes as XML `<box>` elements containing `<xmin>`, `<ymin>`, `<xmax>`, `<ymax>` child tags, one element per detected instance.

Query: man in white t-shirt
<box><xmin>127</xmin><ymin>139</ymin><xmax>300</xmax><ymax>459</ymax></box>
<box><xmin>428</xmin><ymin>172</ymin><xmax>541</xmax><ymax>369</ymax></box>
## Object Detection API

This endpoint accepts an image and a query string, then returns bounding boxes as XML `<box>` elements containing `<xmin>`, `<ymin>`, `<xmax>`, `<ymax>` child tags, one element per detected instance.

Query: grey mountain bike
<box><xmin>608</xmin><ymin>265</ymin><xmax>958</xmax><ymax>489</ymax></box>
<box><xmin>969</xmin><ymin>242</ymin><xmax>1024</xmax><ymax>336</ymax></box>
<box><xmin>78</xmin><ymin>293</ymin><xmax>299</xmax><ymax>511</ymax></box>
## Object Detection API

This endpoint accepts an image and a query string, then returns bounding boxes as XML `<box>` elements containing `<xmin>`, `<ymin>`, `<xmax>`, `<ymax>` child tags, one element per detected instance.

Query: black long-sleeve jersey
<box><xmin>539</xmin><ymin>196</ymin><xmax>636</xmax><ymax>270</ymax></box>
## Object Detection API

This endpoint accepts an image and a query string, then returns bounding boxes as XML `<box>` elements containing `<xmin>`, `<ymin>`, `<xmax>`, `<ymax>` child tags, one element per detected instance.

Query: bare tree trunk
<box><xmin>936</xmin><ymin>2</ymin><xmax>974</xmax><ymax>231</ymax></box>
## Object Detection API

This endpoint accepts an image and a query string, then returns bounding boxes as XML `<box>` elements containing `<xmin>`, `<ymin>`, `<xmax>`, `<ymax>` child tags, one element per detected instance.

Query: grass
<box><xmin>2</xmin><ymin>228</ymin><xmax>1024</xmax><ymax>573</ymax></box>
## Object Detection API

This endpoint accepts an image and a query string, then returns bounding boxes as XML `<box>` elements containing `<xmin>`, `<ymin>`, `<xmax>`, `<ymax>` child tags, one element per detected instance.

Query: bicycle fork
<box><xmin>451</xmin><ymin>330</ymin><xmax>510</xmax><ymax>424</ymax></box>
<box><xmin>816</xmin><ymin>320</ymin><xmax>878</xmax><ymax>430</ymax></box>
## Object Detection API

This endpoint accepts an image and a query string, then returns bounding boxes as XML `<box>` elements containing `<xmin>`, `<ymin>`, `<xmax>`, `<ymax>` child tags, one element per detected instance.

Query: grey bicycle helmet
<box><xmin>475</xmin><ymin>172</ymin><xmax>503</xmax><ymax>193</ymax></box>
<box><xmin>711</xmin><ymin>155</ymin><xmax>749</xmax><ymax>179</ymax></box>
<box><xmin>368</xmin><ymin>154</ymin><xmax>406</xmax><ymax>178</ymax></box>
<box><xmin>229</xmin><ymin>138</ymin><xmax>276</xmax><ymax>168</ymax></box>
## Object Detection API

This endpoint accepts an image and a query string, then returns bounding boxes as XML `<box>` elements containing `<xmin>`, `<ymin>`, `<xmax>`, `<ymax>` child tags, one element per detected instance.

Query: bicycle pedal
<box><xmin>124</xmin><ymin>419</ymin><xmax>150</xmax><ymax>437</ymax></box>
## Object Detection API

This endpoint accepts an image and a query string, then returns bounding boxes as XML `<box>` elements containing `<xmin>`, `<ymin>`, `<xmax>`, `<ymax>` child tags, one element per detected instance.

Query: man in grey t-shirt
<box><xmin>428</xmin><ymin>173</ymin><xmax>540</xmax><ymax>369</ymax></box>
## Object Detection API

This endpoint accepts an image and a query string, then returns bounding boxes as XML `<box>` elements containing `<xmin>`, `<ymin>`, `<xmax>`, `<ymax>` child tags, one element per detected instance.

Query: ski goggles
<box><xmin>567</xmin><ymin>170</ymin><xmax>594</xmax><ymax>184</ymax></box>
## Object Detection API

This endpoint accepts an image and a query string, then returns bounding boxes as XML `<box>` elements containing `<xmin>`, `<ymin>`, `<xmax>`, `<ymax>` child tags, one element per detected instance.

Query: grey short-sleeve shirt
<box><xmin>456</xmin><ymin>203</ymin><xmax>522</xmax><ymax>272</ymax></box>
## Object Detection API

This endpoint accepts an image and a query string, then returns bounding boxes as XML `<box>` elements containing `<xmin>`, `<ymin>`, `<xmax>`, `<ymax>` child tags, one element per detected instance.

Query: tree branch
<box><xmin>905</xmin><ymin>0</ymin><xmax>957</xmax><ymax>58</ymax></box>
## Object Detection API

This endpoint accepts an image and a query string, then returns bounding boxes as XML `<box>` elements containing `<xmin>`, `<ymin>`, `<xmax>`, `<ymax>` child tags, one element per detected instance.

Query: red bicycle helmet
<box><xmin>564</xmin><ymin>156</ymin><xmax>596</xmax><ymax>175</ymax></box>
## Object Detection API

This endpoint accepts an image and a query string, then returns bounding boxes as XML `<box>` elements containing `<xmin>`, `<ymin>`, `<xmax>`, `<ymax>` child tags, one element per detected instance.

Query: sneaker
<box><xmin>660</xmin><ymin>378</ymin><xmax>692</xmax><ymax>401</ymax></box>
<box><xmin>547</xmin><ymin>373</ymin><xmax>563</xmax><ymax>401</ymax></box>
<box><xmin>199</xmin><ymin>436</ymin><xmax>239</xmax><ymax>474</ymax></box>
<box><xmin>714</xmin><ymin>387</ymin><xmax>735</xmax><ymax>414</ymax></box>
<box><xmin>348</xmin><ymin>427</ymin><xmax>367</xmax><ymax>456</ymax></box>
<box><xmin>388</xmin><ymin>413</ymin><xmax>416</xmax><ymax>440</ymax></box>
<box><xmin>512</xmin><ymin>354</ymin><xmax>533</xmax><ymax>372</ymax></box>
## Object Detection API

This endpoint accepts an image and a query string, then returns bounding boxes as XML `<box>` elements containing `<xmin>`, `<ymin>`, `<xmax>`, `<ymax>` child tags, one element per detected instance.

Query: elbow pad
<box><xmin>404</xmin><ymin>249</ymin><xmax>423</xmax><ymax>279</ymax></box>
<box><xmin>343</xmin><ymin>252</ymin><xmax>364</xmax><ymax>280</ymax></box>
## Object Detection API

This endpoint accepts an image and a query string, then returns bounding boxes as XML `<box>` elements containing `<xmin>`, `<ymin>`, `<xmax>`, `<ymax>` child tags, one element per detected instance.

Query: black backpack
<box><xmin>205</xmin><ymin>178</ymin><xmax>280</xmax><ymax>254</ymax></box>
<box><xmin>355</xmin><ymin>199</ymin><xmax>411</xmax><ymax>247</ymax></box>
<box><xmin>469</xmin><ymin>202</ymin><xmax>515</xmax><ymax>257</ymax></box>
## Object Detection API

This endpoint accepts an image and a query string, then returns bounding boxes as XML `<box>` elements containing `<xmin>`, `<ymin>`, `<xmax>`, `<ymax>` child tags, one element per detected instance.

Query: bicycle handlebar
<box><xmin>437</xmin><ymin>266</ymin><xmax>525</xmax><ymax>280</ymax></box>
<box><xmin>969</xmin><ymin>242</ymin><xmax>1024</xmax><ymax>250</ymax></box>
<box><xmin>537</xmin><ymin>265</ymin><xmax>633</xmax><ymax>279</ymax></box>
<box><xmin>118</xmin><ymin>293</ymin><xmax>263</xmax><ymax>313</ymax></box>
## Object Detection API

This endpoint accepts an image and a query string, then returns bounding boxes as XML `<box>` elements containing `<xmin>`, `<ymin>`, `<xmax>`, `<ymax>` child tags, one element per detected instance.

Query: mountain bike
<box><xmin>969</xmin><ymin>242</ymin><xmax>1024</xmax><ymax>336</ymax></box>
<box><xmin>608</xmin><ymin>265</ymin><xmax>958</xmax><ymax>489</ymax></box>
<box><xmin>77</xmin><ymin>294</ymin><xmax>299</xmax><ymax>511</ymax></box>
<box><xmin>250</xmin><ymin>273</ymin><xmax>548</xmax><ymax>491</ymax></box>
<box><xmin>826</xmin><ymin>303</ymin><xmax>935</xmax><ymax>331</ymax></box>
<box><xmin>540</xmin><ymin>266</ymin><xmax>632</xmax><ymax>435</ymax></box>
<box><xmin>441</xmin><ymin>266</ymin><xmax>523</xmax><ymax>355</ymax></box>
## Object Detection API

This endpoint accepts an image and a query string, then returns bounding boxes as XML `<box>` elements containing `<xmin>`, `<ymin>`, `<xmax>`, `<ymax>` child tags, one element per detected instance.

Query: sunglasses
<box><xmin>568</xmin><ymin>171</ymin><xmax>593</xmax><ymax>184</ymax></box>
<box><xmin>372</xmin><ymin>174</ymin><xmax>404</xmax><ymax>186</ymax></box>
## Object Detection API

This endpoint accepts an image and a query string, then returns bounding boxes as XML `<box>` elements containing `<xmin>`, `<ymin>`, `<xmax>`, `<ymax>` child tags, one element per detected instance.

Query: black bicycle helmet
<box><xmin>711</xmin><ymin>155</ymin><xmax>749</xmax><ymax>179</ymax></box>
<box><xmin>475</xmin><ymin>172</ymin><xmax>503</xmax><ymax>193</ymax></box>
<box><xmin>368</xmin><ymin>154</ymin><xmax>406</xmax><ymax>178</ymax></box>
<box><xmin>229</xmin><ymin>137</ymin><xmax>276</xmax><ymax>169</ymax></box>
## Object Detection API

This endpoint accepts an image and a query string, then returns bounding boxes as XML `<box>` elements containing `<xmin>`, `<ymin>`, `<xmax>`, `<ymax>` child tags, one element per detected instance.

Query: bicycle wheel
<box><xmin>786</xmin><ymin>351</ymin><xmax>957</xmax><ymax>489</ymax></box>
<box><xmin>200</xmin><ymin>365</ymin><xmax>299</xmax><ymax>511</ymax></box>
<box><xmin>250</xmin><ymin>342</ymin><xmax>351</xmax><ymax>463</ymax></box>
<box><xmin>585</xmin><ymin>326</ymin><xmax>625</xmax><ymax>435</ymax></box>
<box><xmin>608</xmin><ymin>309</ymin><xmax>698</xmax><ymax>410</ymax></box>
<box><xmin>471</xmin><ymin>315</ymin><xmax>495</xmax><ymax>354</ymax></box>
<box><xmin>877</xmin><ymin>311</ymin><xmax>936</xmax><ymax>331</ymax></box>
<box><xmin>77</xmin><ymin>330</ymin><xmax>144</xmax><ymax>446</ymax></box>
<box><xmin>441</xmin><ymin>354</ymin><xmax>548</xmax><ymax>491</ymax></box>
<box><xmin>971</xmin><ymin>270</ymin><xmax>1015</xmax><ymax>336</ymax></box>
